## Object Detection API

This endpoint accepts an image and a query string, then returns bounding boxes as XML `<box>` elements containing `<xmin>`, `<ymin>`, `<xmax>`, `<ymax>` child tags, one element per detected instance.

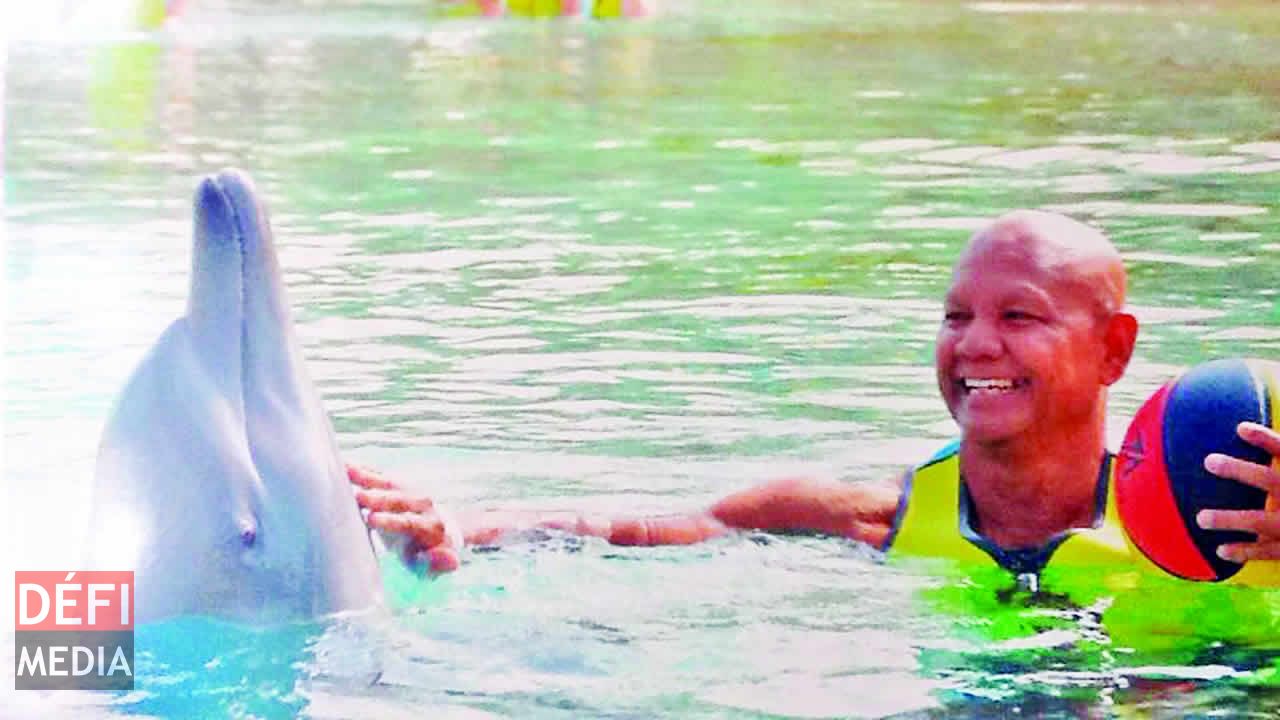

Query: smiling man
<box><xmin>351</xmin><ymin>210</ymin><xmax>1280</xmax><ymax>581</ymax></box>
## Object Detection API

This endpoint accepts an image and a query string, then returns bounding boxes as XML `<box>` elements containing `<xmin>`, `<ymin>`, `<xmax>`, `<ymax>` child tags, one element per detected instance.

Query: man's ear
<box><xmin>1100</xmin><ymin>311</ymin><xmax>1138</xmax><ymax>385</ymax></box>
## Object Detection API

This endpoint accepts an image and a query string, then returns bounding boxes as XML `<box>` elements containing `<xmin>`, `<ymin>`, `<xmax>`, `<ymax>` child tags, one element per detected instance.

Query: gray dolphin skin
<box><xmin>88</xmin><ymin>169</ymin><xmax>383</xmax><ymax>622</ymax></box>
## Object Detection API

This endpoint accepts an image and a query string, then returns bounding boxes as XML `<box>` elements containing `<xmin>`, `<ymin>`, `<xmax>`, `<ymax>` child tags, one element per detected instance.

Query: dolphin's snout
<box><xmin>194</xmin><ymin>168</ymin><xmax>262</xmax><ymax>245</ymax></box>
<box><xmin>210</xmin><ymin>168</ymin><xmax>257</xmax><ymax>200</ymax></box>
<box><xmin>196</xmin><ymin>168</ymin><xmax>276</xmax><ymax>270</ymax></box>
<box><xmin>194</xmin><ymin>174</ymin><xmax>241</xmax><ymax>249</ymax></box>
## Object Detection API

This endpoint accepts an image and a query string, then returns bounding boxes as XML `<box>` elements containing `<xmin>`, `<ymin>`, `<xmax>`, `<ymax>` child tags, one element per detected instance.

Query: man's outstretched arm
<box><xmin>350</xmin><ymin>466</ymin><xmax>903</xmax><ymax>572</ymax></box>
<box><xmin>708</xmin><ymin>476</ymin><xmax>903</xmax><ymax>548</ymax></box>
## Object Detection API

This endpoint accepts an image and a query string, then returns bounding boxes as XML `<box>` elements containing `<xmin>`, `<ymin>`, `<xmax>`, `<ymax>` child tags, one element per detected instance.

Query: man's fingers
<box><xmin>347</xmin><ymin>464</ymin><xmax>399</xmax><ymax>490</ymax></box>
<box><xmin>1215</xmin><ymin>540</ymin><xmax>1280</xmax><ymax>564</ymax></box>
<box><xmin>351</xmin><ymin>468</ymin><xmax>463</xmax><ymax>574</ymax></box>
<box><xmin>1197</xmin><ymin>508</ymin><xmax>1280</xmax><ymax>537</ymax></box>
<box><xmin>1199</xmin><ymin>502</ymin><xmax>1280</xmax><ymax>563</ymax></box>
<box><xmin>1203</xmin><ymin>453</ymin><xmax>1280</xmax><ymax>494</ymax></box>
<box><xmin>426</xmin><ymin>547</ymin><xmax>460</xmax><ymax>573</ymax></box>
<box><xmin>399</xmin><ymin>546</ymin><xmax>461</xmax><ymax>574</ymax></box>
<box><xmin>367</xmin><ymin>511</ymin><xmax>448</xmax><ymax>549</ymax></box>
<box><xmin>355</xmin><ymin>488</ymin><xmax>434</xmax><ymax>514</ymax></box>
<box><xmin>1238</xmin><ymin>422</ymin><xmax>1280</xmax><ymax>458</ymax></box>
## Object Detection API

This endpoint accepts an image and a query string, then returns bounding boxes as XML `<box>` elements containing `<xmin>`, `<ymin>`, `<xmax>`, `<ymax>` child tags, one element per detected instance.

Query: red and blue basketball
<box><xmin>1116</xmin><ymin>358</ymin><xmax>1278</xmax><ymax>581</ymax></box>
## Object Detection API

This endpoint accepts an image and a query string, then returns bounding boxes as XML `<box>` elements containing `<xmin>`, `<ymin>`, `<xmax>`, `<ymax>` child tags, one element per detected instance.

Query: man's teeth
<box><xmin>963</xmin><ymin>378</ymin><xmax>1020</xmax><ymax>391</ymax></box>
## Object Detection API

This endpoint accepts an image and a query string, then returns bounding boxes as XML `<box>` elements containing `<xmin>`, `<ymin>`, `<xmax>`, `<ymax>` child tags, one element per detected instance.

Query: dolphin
<box><xmin>87</xmin><ymin>169</ymin><xmax>383</xmax><ymax>622</ymax></box>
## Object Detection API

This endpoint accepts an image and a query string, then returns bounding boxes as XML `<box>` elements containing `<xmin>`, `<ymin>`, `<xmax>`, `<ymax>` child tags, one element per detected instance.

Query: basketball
<box><xmin>1116</xmin><ymin>358</ymin><xmax>1279</xmax><ymax>581</ymax></box>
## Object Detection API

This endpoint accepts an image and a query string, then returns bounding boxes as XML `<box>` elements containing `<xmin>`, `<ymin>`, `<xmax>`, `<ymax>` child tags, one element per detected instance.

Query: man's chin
<box><xmin>958</xmin><ymin>417</ymin><xmax>1032</xmax><ymax>446</ymax></box>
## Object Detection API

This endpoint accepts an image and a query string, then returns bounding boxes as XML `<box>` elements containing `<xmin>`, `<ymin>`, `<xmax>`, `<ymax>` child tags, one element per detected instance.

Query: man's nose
<box><xmin>955</xmin><ymin>317</ymin><xmax>1002</xmax><ymax>358</ymax></box>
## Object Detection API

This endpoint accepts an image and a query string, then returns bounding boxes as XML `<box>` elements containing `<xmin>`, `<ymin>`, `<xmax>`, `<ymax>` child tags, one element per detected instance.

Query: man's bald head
<box><xmin>958</xmin><ymin>210</ymin><xmax>1127</xmax><ymax>320</ymax></box>
<box><xmin>937</xmin><ymin>209</ymin><xmax>1139</xmax><ymax>444</ymax></box>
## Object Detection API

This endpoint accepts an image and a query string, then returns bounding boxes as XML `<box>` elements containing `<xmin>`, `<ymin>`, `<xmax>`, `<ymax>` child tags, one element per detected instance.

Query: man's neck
<box><xmin>959</xmin><ymin>422</ymin><xmax>1107</xmax><ymax>550</ymax></box>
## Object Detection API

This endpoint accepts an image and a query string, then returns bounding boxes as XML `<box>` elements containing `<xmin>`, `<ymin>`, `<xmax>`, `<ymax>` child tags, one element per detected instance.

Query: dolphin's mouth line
<box><xmin>210</xmin><ymin>174</ymin><xmax>252</xmax><ymax>406</ymax></box>
<box><xmin>210</xmin><ymin>174</ymin><xmax>260</xmax><ymax>551</ymax></box>
<box><xmin>209</xmin><ymin>174</ymin><xmax>249</xmax><ymax>308</ymax></box>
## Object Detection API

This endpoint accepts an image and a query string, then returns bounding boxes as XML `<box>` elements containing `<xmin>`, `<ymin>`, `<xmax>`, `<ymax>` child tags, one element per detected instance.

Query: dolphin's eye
<box><xmin>240</xmin><ymin>527</ymin><xmax>257</xmax><ymax>548</ymax></box>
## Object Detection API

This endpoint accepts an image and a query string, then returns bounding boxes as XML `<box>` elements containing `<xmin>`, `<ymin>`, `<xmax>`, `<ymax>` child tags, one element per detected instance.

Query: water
<box><xmin>5</xmin><ymin>0</ymin><xmax>1280</xmax><ymax>716</ymax></box>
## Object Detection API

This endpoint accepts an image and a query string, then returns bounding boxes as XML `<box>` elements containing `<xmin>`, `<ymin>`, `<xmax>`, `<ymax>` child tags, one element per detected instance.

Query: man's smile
<box><xmin>958</xmin><ymin>377</ymin><xmax>1031</xmax><ymax>395</ymax></box>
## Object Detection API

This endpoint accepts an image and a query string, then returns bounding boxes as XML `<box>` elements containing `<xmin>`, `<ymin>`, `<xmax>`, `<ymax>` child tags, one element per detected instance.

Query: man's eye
<box><xmin>1004</xmin><ymin>310</ymin><xmax>1038</xmax><ymax>322</ymax></box>
<box><xmin>944</xmin><ymin>311</ymin><xmax>970</xmax><ymax>323</ymax></box>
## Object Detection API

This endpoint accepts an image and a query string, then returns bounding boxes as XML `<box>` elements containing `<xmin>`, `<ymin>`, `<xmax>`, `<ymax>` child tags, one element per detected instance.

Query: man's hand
<box><xmin>1196</xmin><ymin>422</ymin><xmax>1280</xmax><ymax>562</ymax></box>
<box><xmin>349</xmin><ymin>465</ymin><xmax>461</xmax><ymax>573</ymax></box>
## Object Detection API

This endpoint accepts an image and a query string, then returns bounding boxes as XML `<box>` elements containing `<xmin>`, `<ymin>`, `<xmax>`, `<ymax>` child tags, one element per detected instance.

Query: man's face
<box><xmin>935</xmin><ymin>234</ymin><xmax>1109</xmax><ymax>445</ymax></box>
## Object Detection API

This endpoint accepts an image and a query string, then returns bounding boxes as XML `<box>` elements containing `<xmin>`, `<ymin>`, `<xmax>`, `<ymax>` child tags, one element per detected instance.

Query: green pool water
<box><xmin>5</xmin><ymin>0</ymin><xmax>1280</xmax><ymax>717</ymax></box>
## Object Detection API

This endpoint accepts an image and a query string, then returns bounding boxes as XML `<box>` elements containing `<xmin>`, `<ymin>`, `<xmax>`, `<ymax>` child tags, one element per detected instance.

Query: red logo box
<box><xmin>15</xmin><ymin>571</ymin><xmax>133</xmax><ymax>632</ymax></box>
